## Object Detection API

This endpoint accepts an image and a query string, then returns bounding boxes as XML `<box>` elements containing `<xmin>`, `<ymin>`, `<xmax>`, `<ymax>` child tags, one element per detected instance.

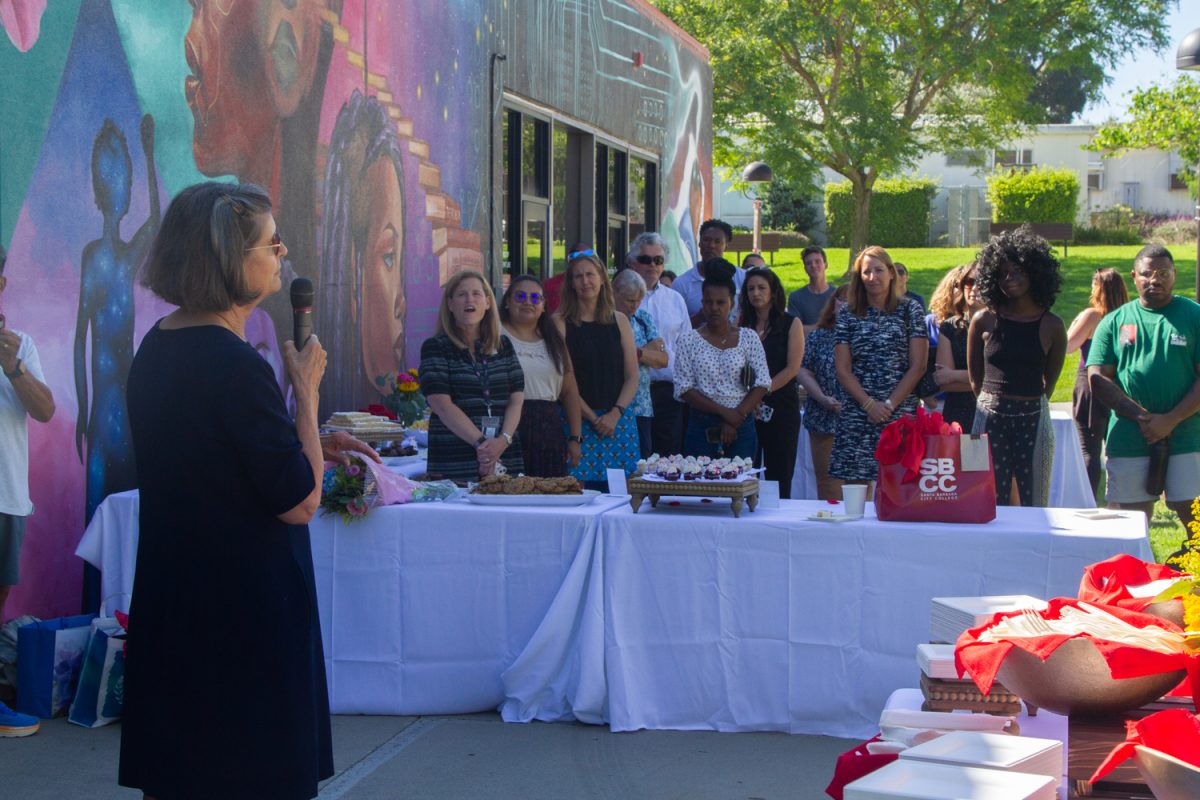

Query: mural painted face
<box><xmin>262</xmin><ymin>0</ymin><xmax>324</xmax><ymax>116</ymax></box>
<box><xmin>184</xmin><ymin>0</ymin><xmax>276</xmax><ymax>175</ymax></box>
<box><xmin>360</xmin><ymin>157</ymin><xmax>406</xmax><ymax>390</ymax></box>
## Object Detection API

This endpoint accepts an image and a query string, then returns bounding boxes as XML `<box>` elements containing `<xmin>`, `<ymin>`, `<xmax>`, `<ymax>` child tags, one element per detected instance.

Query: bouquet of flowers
<box><xmin>375</xmin><ymin>368</ymin><xmax>426</xmax><ymax>426</ymax></box>
<box><xmin>320</xmin><ymin>460</ymin><xmax>378</xmax><ymax>523</ymax></box>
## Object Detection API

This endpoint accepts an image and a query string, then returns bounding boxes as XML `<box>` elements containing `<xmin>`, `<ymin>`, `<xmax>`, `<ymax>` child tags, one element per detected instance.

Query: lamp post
<box><xmin>1177</xmin><ymin>28</ymin><xmax>1200</xmax><ymax>301</ymax></box>
<box><xmin>742</xmin><ymin>161</ymin><xmax>774</xmax><ymax>253</ymax></box>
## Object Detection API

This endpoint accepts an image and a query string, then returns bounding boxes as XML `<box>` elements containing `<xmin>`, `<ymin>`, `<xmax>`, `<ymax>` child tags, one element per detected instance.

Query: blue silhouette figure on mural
<box><xmin>75</xmin><ymin>115</ymin><xmax>159</xmax><ymax>522</ymax></box>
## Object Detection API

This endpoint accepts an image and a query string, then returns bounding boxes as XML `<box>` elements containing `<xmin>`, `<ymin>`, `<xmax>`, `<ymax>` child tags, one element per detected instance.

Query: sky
<box><xmin>1080</xmin><ymin>3</ymin><xmax>1197</xmax><ymax>123</ymax></box>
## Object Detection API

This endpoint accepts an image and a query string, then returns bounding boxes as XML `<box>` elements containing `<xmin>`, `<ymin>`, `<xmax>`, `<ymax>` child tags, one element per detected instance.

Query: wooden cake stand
<box><xmin>627</xmin><ymin>475</ymin><xmax>760</xmax><ymax>518</ymax></box>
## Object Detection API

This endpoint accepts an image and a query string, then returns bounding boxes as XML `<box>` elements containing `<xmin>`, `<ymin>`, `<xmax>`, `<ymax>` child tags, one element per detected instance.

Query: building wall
<box><xmin>0</xmin><ymin>0</ymin><xmax>711</xmax><ymax>618</ymax></box>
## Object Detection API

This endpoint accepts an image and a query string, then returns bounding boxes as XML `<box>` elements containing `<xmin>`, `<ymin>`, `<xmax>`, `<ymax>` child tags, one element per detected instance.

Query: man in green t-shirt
<box><xmin>1087</xmin><ymin>244</ymin><xmax>1200</xmax><ymax>532</ymax></box>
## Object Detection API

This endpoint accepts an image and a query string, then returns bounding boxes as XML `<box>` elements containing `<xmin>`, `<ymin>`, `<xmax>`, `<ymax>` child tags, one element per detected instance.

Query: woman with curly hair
<box><xmin>968</xmin><ymin>226</ymin><xmax>1067</xmax><ymax>506</ymax></box>
<box><xmin>1066</xmin><ymin>268</ymin><xmax>1129</xmax><ymax>497</ymax></box>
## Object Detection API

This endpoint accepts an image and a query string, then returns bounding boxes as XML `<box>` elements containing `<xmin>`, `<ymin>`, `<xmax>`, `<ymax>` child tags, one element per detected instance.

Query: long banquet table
<box><xmin>78</xmin><ymin>491</ymin><xmax>1149</xmax><ymax>737</ymax></box>
<box><xmin>501</xmin><ymin>499</ymin><xmax>1151</xmax><ymax>739</ymax></box>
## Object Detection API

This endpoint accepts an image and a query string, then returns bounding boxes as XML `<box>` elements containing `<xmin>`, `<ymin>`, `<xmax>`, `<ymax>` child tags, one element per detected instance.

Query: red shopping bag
<box><xmin>874</xmin><ymin>409</ymin><xmax>996</xmax><ymax>524</ymax></box>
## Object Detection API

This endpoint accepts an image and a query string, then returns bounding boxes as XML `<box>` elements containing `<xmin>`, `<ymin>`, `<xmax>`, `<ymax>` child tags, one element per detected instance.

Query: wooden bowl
<box><xmin>1134</xmin><ymin>746</ymin><xmax>1200</xmax><ymax>800</ymax></box>
<box><xmin>995</xmin><ymin>637</ymin><xmax>1185</xmax><ymax>716</ymax></box>
<box><xmin>1142</xmin><ymin>598</ymin><xmax>1185</xmax><ymax>628</ymax></box>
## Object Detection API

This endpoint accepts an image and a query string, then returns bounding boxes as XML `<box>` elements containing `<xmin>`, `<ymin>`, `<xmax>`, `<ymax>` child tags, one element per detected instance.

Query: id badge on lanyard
<box><xmin>470</xmin><ymin>343</ymin><xmax>500</xmax><ymax>438</ymax></box>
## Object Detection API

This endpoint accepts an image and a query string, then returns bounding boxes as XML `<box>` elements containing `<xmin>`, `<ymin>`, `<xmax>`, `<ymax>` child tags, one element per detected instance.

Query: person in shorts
<box><xmin>1088</xmin><ymin>244</ymin><xmax>1200</xmax><ymax>535</ymax></box>
<box><xmin>0</xmin><ymin>244</ymin><xmax>56</xmax><ymax>736</ymax></box>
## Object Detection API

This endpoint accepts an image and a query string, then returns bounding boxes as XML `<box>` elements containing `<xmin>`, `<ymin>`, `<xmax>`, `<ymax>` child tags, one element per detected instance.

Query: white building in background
<box><xmin>713</xmin><ymin>124</ymin><xmax>1195</xmax><ymax>246</ymax></box>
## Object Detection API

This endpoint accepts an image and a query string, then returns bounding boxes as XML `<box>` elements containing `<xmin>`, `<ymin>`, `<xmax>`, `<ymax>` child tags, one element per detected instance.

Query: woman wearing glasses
<box><xmin>499</xmin><ymin>275</ymin><xmax>583</xmax><ymax>476</ymax></box>
<box><xmin>420</xmin><ymin>270</ymin><xmax>525</xmax><ymax>482</ymax></box>
<box><xmin>1066</xmin><ymin>268</ymin><xmax>1128</xmax><ymax>496</ymax></box>
<box><xmin>555</xmin><ymin>246</ymin><xmax>641</xmax><ymax>487</ymax></box>
<box><xmin>612</xmin><ymin>269</ymin><xmax>668</xmax><ymax>457</ymax></box>
<box><xmin>930</xmin><ymin>263</ymin><xmax>984</xmax><ymax>432</ymax></box>
<box><xmin>967</xmin><ymin>227</ymin><xmax>1067</xmax><ymax>506</ymax></box>
<box><xmin>120</xmin><ymin>183</ymin><xmax>332</xmax><ymax>799</ymax></box>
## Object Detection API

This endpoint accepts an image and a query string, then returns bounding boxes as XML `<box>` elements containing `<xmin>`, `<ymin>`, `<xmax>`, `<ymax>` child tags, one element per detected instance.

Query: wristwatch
<box><xmin>501</xmin><ymin>431</ymin><xmax>513</xmax><ymax>445</ymax></box>
<box><xmin>3</xmin><ymin>358</ymin><xmax>23</xmax><ymax>380</ymax></box>
<box><xmin>567</xmin><ymin>434</ymin><xmax>583</xmax><ymax>444</ymax></box>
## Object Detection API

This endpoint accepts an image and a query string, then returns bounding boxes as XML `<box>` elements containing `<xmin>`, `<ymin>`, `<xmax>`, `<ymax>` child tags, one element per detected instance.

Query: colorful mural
<box><xmin>0</xmin><ymin>0</ymin><xmax>711</xmax><ymax>618</ymax></box>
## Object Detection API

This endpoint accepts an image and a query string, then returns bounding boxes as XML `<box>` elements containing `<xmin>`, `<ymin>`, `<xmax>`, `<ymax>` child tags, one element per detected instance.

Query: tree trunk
<box><xmin>845</xmin><ymin>172</ymin><xmax>873</xmax><ymax>275</ymax></box>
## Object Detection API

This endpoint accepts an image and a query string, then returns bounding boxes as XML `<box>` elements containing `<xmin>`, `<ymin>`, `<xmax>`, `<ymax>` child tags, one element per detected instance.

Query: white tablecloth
<box><xmin>791</xmin><ymin>410</ymin><xmax>1096</xmax><ymax>508</ymax></box>
<box><xmin>502</xmin><ymin>499</ymin><xmax>1151</xmax><ymax>738</ymax></box>
<box><xmin>75</xmin><ymin>485</ymin><xmax>628</xmax><ymax>715</ymax></box>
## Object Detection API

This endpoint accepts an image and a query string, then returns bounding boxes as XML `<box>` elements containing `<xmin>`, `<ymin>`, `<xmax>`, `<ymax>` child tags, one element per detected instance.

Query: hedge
<box><xmin>986</xmin><ymin>167</ymin><xmax>1078</xmax><ymax>224</ymax></box>
<box><xmin>823</xmin><ymin>177</ymin><xmax>938</xmax><ymax>247</ymax></box>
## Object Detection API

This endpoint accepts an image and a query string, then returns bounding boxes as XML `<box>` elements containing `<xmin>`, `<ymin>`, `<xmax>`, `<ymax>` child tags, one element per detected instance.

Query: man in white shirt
<box><xmin>629</xmin><ymin>232</ymin><xmax>691</xmax><ymax>455</ymax></box>
<box><xmin>671</xmin><ymin>219</ymin><xmax>746</xmax><ymax>318</ymax></box>
<box><xmin>0</xmin><ymin>246</ymin><xmax>56</xmax><ymax>620</ymax></box>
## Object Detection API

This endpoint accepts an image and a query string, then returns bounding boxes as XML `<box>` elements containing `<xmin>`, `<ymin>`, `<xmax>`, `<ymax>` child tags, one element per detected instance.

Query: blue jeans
<box><xmin>684</xmin><ymin>411</ymin><xmax>757</xmax><ymax>459</ymax></box>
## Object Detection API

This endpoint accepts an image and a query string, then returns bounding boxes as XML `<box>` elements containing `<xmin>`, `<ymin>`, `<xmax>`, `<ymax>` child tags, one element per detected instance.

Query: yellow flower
<box><xmin>398</xmin><ymin>381</ymin><xmax>420</xmax><ymax>392</ymax></box>
<box><xmin>408</xmin><ymin>368</ymin><xmax>419</xmax><ymax>377</ymax></box>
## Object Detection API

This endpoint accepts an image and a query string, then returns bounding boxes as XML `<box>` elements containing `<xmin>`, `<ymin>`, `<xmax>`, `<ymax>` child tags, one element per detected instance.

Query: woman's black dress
<box><xmin>119</xmin><ymin>324</ymin><xmax>332</xmax><ymax>800</ymax></box>
<box><xmin>938</xmin><ymin>318</ymin><xmax>976</xmax><ymax>431</ymax></box>
<box><xmin>754</xmin><ymin>312</ymin><xmax>802</xmax><ymax>498</ymax></box>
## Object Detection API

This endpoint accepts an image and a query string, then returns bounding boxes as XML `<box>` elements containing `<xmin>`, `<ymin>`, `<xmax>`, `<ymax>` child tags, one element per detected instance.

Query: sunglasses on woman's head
<box><xmin>245</xmin><ymin>231</ymin><xmax>283</xmax><ymax>255</ymax></box>
<box><xmin>635</xmin><ymin>254</ymin><xmax>665</xmax><ymax>266</ymax></box>
<box><xmin>512</xmin><ymin>291</ymin><xmax>543</xmax><ymax>305</ymax></box>
<box><xmin>568</xmin><ymin>248</ymin><xmax>596</xmax><ymax>260</ymax></box>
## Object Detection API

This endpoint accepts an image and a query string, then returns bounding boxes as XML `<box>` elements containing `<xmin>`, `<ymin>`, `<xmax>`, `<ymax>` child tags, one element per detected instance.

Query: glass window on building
<box><xmin>552</xmin><ymin>124</ymin><xmax>569</xmax><ymax>275</ymax></box>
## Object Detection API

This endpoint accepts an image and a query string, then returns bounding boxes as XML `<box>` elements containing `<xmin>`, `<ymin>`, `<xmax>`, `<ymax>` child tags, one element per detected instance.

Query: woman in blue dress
<box><xmin>831</xmin><ymin>246</ymin><xmax>929</xmax><ymax>493</ymax></box>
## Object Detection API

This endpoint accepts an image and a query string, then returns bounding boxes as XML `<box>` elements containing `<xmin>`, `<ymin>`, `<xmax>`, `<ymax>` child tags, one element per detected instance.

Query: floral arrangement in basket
<box><xmin>320</xmin><ymin>459</ymin><xmax>378</xmax><ymax>522</ymax></box>
<box><xmin>375</xmin><ymin>368</ymin><xmax>426</xmax><ymax>426</ymax></box>
<box><xmin>1156</xmin><ymin>496</ymin><xmax>1200</xmax><ymax>643</ymax></box>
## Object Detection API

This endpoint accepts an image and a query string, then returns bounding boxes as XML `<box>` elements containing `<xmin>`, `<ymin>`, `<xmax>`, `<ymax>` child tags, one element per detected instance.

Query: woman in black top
<box><xmin>1065</xmin><ymin>268</ymin><xmax>1128</xmax><ymax>498</ymax></box>
<box><xmin>120</xmin><ymin>183</ymin><xmax>332</xmax><ymax>799</ymax></box>
<box><xmin>740</xmin><ymin>267</ymin><xmax>805</xmax><ymax>496</ymax></box>
<box><xmin>968</xmin><ymin>227</ymin><xmax>1067</xmax><ymax>506</ymax></box>
<box><xmin>420</xmin><ymin>270</ymin><xmax>525</xmax><ymax>482</ymax></box>
<box><xmin>554</xmin><ymin>245</ymin><xmax>640</xmax><ymax>487</ymax></box>
<box><xmin>932</xmin><ymin>263</ymin><xmax>984</xmax><ymax>431</ymax></box>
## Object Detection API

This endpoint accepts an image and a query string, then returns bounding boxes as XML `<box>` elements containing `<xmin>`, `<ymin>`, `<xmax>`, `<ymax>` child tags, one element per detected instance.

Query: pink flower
<box><xmin>346</xmin><ymin>497</ymin><xmax>369</xmax><ymax>516</ymax></box>
<box><xmin>346</xmin><ymin>464</ymin><xmax>361</xmax><ymax>477</ymax></box>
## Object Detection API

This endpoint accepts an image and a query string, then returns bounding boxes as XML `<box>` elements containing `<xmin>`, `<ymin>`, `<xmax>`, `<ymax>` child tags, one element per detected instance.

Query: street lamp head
<box><xmin>742</xmin><ymin>161</ymin><xmax>774</xmax><ymax>183</ymax></box>
<box><xmin>1177</xmin><ymin>27</ymin><xmax>1200</xmax><ymax>71</ymax></box>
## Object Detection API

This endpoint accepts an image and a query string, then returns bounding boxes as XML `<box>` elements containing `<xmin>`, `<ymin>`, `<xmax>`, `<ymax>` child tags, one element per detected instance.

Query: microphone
<box><xmin>291</xmin><ymin>278</ymin><xmax>314</xmax><ymax>350</ymax></box>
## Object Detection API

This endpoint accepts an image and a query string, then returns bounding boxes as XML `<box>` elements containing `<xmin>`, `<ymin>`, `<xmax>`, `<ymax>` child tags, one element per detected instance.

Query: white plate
<box><xmin>845</xmin><ymin>759</ymin><xmax>1056</xmax><ymax>799</ymax></box>
<box><xmin>464</xmin><ymin>489</ymin><xmax>602</xmax><ymax>506</ymax></box>
<box><xmin>900</xmin><ymin>731</ymin><xmax>1061</xmax><ymax>776</ymax></box>
<box><xmin>1075</xmin><ymin>509</ymin><xmax>1126</xmax><ymax>520</ymax></box>
<box><xmin>807</xmin><ymin>513</ymin><xmax>860</xmax><ymax>523</ymax></box>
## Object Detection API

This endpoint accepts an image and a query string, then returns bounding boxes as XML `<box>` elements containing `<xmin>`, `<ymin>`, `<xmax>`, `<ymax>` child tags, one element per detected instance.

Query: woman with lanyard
<box><xmin>420</xmin><ymin>270</ymin><xmax>525</xmax><ymax>482</ymax></box>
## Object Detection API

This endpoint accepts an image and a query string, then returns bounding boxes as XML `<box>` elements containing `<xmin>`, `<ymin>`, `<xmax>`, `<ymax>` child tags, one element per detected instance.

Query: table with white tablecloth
<box><xmin>75</xmin><ymin>483</ymin><xmax>627</xmax><ymax>716</ymax></box>
<box><xmin>791</xmin><ymin>410</ymin><xmax>1096</xmax><ymax>508</ymax></box>
<box><xmin>501</xmin><ymin>499</ymin><xmax>1151</xmax><ymax>739</ymax></box>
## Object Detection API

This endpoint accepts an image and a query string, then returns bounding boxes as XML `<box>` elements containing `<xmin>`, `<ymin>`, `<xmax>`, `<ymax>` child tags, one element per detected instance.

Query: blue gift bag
<box><xmin>16</xmin><ymin>614</ymin><xmax>97</xmax><ymax>718</ymax></box>
<box><xmin>68</xmin><ymin>617</ymin><xmax>126</xmax><ymax>728</ymax></box>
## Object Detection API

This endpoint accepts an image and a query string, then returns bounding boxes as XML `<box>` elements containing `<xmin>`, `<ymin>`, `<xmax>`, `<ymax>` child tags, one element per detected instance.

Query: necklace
<box><xmin>704</xmin><ymin>325</ymin><xmax>733</xmax><ymax>347</ymax></box>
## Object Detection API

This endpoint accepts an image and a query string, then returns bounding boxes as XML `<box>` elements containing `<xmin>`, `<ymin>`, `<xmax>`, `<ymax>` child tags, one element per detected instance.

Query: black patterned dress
<box><xmin>829</xmin><ymin>299</ymin><xmax>927</xmax><ymax>482</ymax></box>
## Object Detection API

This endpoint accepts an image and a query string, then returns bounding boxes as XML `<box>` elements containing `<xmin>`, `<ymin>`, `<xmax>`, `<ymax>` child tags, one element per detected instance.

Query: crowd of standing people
<box><xmin>418</xmin><ymin>222</ymin><xmax>1200</xmax><ymax>529</ymax></box>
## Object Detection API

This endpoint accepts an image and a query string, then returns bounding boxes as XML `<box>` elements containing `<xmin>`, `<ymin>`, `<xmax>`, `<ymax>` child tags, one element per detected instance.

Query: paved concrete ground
<box><xmin>0</xmin><ymin>712</ymin><xmax>857</xmax><ymax>799</ymax></box>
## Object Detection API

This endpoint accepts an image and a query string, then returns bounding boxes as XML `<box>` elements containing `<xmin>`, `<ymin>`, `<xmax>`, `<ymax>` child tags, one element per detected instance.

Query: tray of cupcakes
<box><xmin>628</xmin><ymin>454</ymin><xmax>762</xmax><ymax>517</ymax></box>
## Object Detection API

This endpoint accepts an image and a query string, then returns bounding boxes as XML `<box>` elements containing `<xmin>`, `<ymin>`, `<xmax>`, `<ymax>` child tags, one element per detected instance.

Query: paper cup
<box><xmin>841</xmin><ymin>484</ymin><xmax>867</xmax><ymax>518</ymax></box>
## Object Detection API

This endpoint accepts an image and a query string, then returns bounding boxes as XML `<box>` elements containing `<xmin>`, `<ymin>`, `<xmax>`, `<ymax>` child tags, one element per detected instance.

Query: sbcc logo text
<box><xmin>918</xmin><ymin>458</ymin><xmax>957</xmax><ymax>493</ymax></box>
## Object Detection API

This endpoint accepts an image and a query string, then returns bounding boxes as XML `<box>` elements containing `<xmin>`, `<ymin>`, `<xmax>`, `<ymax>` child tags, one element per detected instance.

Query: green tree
<box><xmin>1087</xmin><ymin>76</ymin><xmax>1200</xmax><ymax>196</ymax></box>
<box><xmin>760</xmin><ymin>177</ymin><xmax>819</xmax><ymax>234</ymax></box>
<box><xmin>652</xmin><ymin>0</ymin><xmax>1171</xmax><ymax>267</ymax></box>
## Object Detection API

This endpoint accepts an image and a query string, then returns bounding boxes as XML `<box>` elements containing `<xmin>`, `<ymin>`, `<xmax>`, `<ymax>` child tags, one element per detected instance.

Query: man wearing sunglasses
<box><xmin>628</xmin><ymin>232</ymin><xmax>690</xmax><ymax>455</ymax></box>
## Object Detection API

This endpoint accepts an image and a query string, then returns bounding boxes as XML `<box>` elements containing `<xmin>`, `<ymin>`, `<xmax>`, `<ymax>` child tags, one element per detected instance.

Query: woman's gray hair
<box><xmin>629</xmin><ymin>231</ymin><xmax>670</xmax><ymax>261</ymax></box>
<box><xmin>612</xmin><ymin>268</ymin><xmax>648</xmax><ymax>298</ymax></box>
